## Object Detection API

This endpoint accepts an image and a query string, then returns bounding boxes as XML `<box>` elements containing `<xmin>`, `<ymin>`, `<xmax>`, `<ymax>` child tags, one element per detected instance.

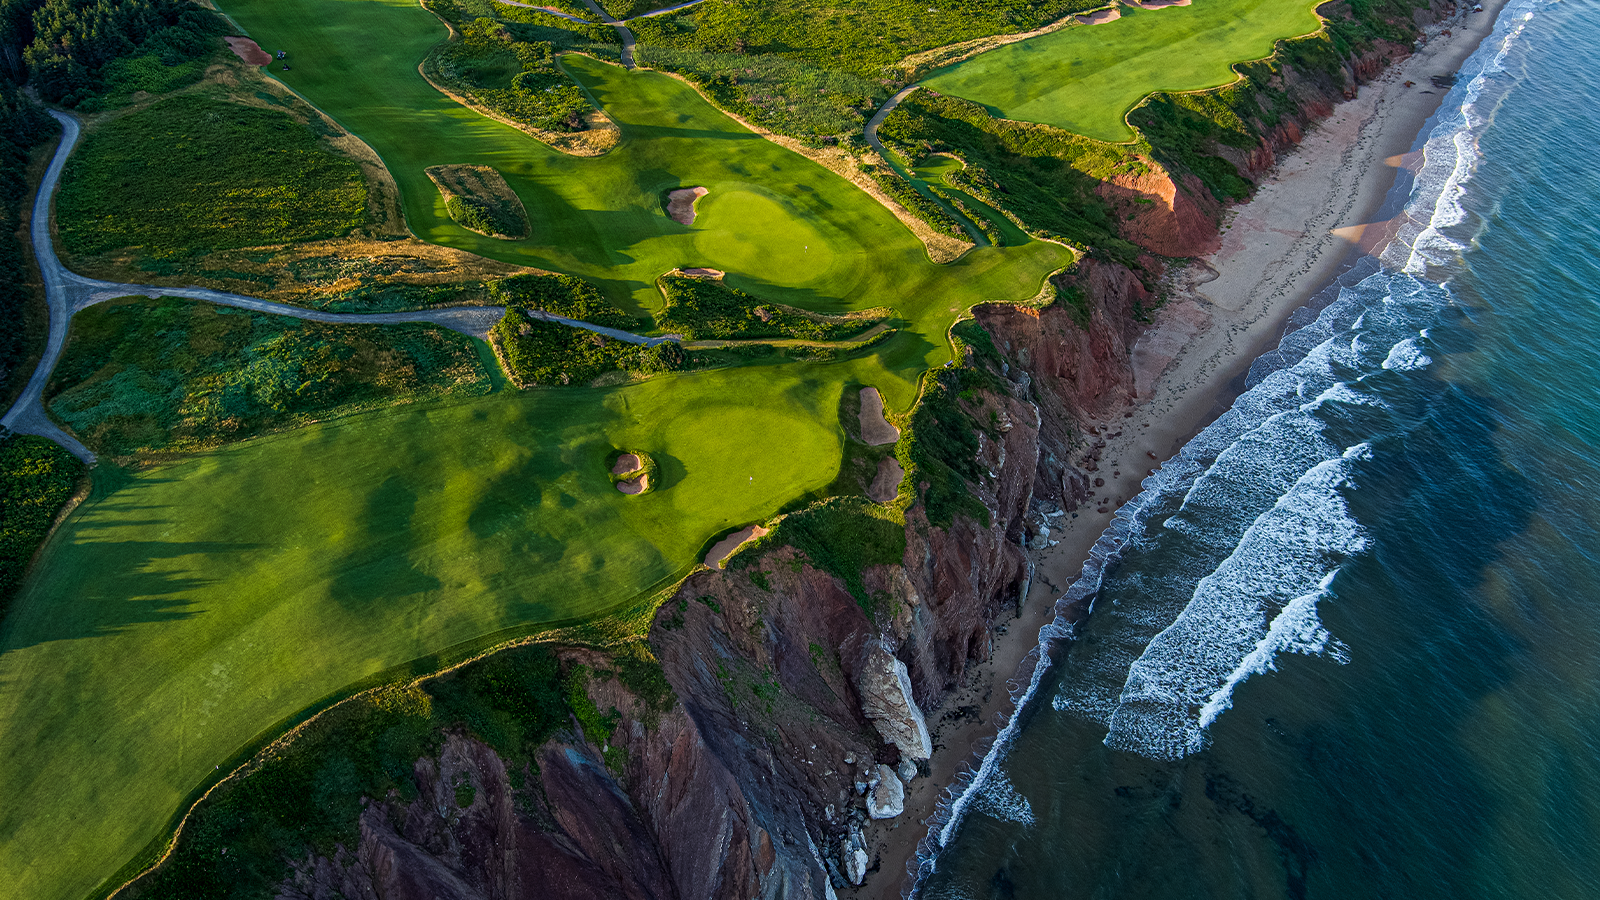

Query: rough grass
<box><xmin>45</xmin><ymin>298</ymin><xmax>490</xmax><ymax>457</ymax></box>
<box><xmin>921</xmin><ymin>0</ymin><xmax>1326</xmax><ymax>142</ymax></box>
<box><xmin>426</xmin><ymin>15</ymin><xmax>598</xmax><ymax>134</ymax></box>
<box><xmin>629</xmin><ymin>0</ymin><xmax>1103</xmax><ymax>137</ymax></box>
<box><xmin>488</xmin><ymin>272</ymin><xmax>642</xmax><ymax>330</ymax></box>
<box><xmin>0</xmin><ymin>434</ymin><xmax>84</xmax><ymax>617</ymax></box>
<box><xmin>55</xmin><ymin>94</ymin><xmax>366</xmax><ymax>268</ymax></box>
<box><xmin>492</xmin><ymin>313</ymin><xmax>687</xmax><ymax>386</ymax></box>
<box><xmin>428</xmin><ymin>164</ymin><xmax>532</xmax><ymax>239</ymax></box>
<box><xmin>655</xmin><ymin>274</ymin><xmax>884</xmax><ymax>341</ymax></box>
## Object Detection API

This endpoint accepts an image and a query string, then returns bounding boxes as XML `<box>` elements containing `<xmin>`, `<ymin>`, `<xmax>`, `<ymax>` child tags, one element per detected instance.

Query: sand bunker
<box><xmin>1135</xmin><ymin>0</ymin><xmax>1190</xmax><ymax>8</ymax></box>
<box><xmin>225</xmin><ymin>37</ymin><xmax>272</xmax><ymax>66</ymax></box>
<box><xmin>858</xmin><ymin>387</ymin><xmax>900</xmax><ymax>446</ymax></box>
<box><xmin>616</xmin><ymin>475</ymin><xmax>649</xmax><ymax>494</ymax></box>
<box><xmin>1076</xmin><ymin>8</ymin><xmax>1122</xmax><ymax>24</ymax></box>
<box><xmin>678</xmin><ymin>267</ymin><xmax>725</xmax><ymax>279</ymax></box>
<box><xmin>704</xmin><ymin>524</ymin><xmax>770</xmax><ymax>569</ymax></box>
<box><xmin>611</xmin><ymin>453</ymin><xmax>641</xmax><ymax>475</ymax></box>
<box><xmin>666</xmin><ymin>187</ymin><xmax>709</xmax><ymax>225</ymax></box>
<box><xmin>868</xmin><ymin>457</ymin><xmax>905</xmax><ymax>503</ymax></box>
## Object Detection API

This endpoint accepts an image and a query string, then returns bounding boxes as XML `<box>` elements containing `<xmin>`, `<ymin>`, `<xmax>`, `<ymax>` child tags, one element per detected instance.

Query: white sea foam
<box><xmin>1196</xmin><ymin>575</ymin><xmax>1351</xmax><ymax>730</ymax></box>
<box><xmin>971</xmin><ymin>770</ymin><xmax>1034</xmax><ymax>826</ymax></box>
<box><xmin>1384</xmin><ymin>337</ymin><xmax>1434</xmax><ymax>371</ymax></box>
<box><xmin>1101</xmin><ymin>447</ymin><xmax>1371</xmax><ymax>759</ymax></box>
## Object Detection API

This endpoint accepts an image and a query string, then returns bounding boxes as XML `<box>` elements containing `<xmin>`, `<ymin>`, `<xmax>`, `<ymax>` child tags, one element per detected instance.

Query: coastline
<box><xmin>860</xmin><ymin>0</ymin><xmax>1513</xmax><ymax>894</ymax></box>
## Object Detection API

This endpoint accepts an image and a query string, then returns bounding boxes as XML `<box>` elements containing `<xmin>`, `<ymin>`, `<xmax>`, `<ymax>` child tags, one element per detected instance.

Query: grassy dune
<box><xmin>0</xmin><ymin>1</ymin><xmax>1073</xmax><ymax>896</ymax></box>
<box><xmin>922</xmin><ymin>0</ymin><xmax>1325</xmax><ymax>142</ymax></box>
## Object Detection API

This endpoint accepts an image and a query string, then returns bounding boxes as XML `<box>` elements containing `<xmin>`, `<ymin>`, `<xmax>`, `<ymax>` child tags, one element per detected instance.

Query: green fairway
<box><xmin>921</xmin><ymin>0</ymin><xmax>1324</xmax><ymax>142</ymax></box>
<box><xmin>0</xmin><ymin>1</ymin><xmax>1076</xmax><ymax>896</ymax></box>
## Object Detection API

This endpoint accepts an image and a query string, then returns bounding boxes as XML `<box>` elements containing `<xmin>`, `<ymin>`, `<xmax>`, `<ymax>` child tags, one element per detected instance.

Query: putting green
<box><xmin>0</xmin><ymin>1</ymin><xmax>1075</xmax><ymax>897</ymax></box>
<box><xmin>921</xmin><ymin>0</ymin><xmax>1325</xmax><ymax>143</ymax></box>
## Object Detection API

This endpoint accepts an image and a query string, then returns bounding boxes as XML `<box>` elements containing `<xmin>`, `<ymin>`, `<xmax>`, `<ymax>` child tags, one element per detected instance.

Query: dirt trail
<box><xmin>0</xmin><ymin>110</ymin><xmax>669</xmax><ymax>464</ymax></box>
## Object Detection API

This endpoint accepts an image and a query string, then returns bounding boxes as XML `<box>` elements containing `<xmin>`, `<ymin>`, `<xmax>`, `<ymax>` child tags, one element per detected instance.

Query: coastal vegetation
<box><xmin>45</xmin><ymin>297</ymin><xmax>490</xmax><ymax>456</ymax></box>
<box><xmin>491</xmin><ymin>312</ymin><xmax>688</xmax><ymax>386</ymax></box>
<box><xmin>54</xmin><ymin>93</ymin><xmax>367</xmax><ymax>273</ymax></box>
<box><xmin>0</xmin><ymin>83</ymin><xmax>54</xmax><ymax>407</ymax></box>
<box><xmin>428</xmin><ymin>164</ymin><xmax>532</xmax><ymax>239</ymax></box>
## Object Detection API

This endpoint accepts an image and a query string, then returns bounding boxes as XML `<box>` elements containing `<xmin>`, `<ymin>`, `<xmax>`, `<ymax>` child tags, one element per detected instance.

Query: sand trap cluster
<box><xmin>225</xmin><ymin>37</ymin><xmax>273</xmax><ymax>66</ymax></box>
<box><xmin>666</xmin><ymin>187</ymin><xmax>709</xmax><ymax>225</ymax></box>
<box><xmin>858</xmin><ymin>387</ymin><xmax>900</xmax><ymax>446</ymax></box>
<box><xmin>610</xmin><ymin>451</ymin><xmax>654</xmax><ymax>494</ymax></box>
<box><xmin>705</xmin><ymin>524</ymin><xmax>770</xmax><ymax>569</ymax></box>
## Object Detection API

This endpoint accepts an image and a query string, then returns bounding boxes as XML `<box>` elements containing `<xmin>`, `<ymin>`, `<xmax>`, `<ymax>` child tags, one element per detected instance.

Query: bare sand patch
<box><xmin>610</xmin><ymin>453</ymin><xmax>641</xmax><ymax>475</ymax></box>
<box><xmin>1076</xmin><ymin>7</ymin><xmax>1122</xmax><ymax>24</ymax></box>
<box><xmin>666</xmin><ymin>187</ymin><xmax>708</xmax><ymax>225</ymax></box>
<box><xmin>857</xmin><ymin>387</ymin><xmax>900</xmax><ymax>446</ymax></box>
<box><xmin>225</xmin><ymin>37</ymin><xmax>272</xmax><ymax>67</ymax></box>
<box><xmin>616</xmin><ymin>475</ymin><xmax>648</xmax><ymax>494</ymax></box>
<box><xmin>704</xmin><ymin>524</ymin><xmax>770</xmax><ymax>569</ymax></box>
<box><xmin>868</xmin><ymin>457</ymin><xmax>904</xmax><ymax>503</ymax></box>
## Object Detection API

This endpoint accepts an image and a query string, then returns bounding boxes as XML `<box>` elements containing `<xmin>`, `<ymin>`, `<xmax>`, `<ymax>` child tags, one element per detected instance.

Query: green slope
<box><xmin>922</xmin><ymin>0</ymin><xmax>1325</xmax><ymax>142</ymax></box>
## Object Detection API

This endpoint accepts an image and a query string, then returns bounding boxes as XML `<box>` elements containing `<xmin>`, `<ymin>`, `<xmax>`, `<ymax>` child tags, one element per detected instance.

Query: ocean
<box><xmin>912</xmin><ymin>2</ymin><xmax>1600</xmax><ymax>897</ymax></box>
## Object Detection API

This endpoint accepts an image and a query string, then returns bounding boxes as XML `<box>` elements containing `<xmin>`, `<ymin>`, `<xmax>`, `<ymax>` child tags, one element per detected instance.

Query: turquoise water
<box><xmin>914</xmin><ymin>2</ymin><xmax>1600</xmax><ymax>897</ymax></box>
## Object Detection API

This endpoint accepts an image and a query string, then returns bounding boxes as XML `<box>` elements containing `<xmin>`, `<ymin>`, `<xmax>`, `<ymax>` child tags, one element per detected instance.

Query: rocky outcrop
<box><xmin>866</xmin><ymin>765</ymin><xmax>905</xmax><ymax>820</ymax></box>
<box><xmin>856</xmin><ymin>640</ymin><xmax>932</xmax><ymax>761</ymax></box>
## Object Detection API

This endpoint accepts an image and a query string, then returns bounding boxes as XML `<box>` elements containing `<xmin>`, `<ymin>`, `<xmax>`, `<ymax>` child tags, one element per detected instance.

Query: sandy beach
<box><xmin>858</xmin><ymin>1</ymin><xmax>1513</xmax><ymax>894</ymax></box>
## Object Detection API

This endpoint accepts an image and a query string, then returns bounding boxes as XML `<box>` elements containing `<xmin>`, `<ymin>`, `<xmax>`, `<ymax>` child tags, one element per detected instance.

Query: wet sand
<box><xmin>858</xmin><ymin>2</ymin><xmax>1513</xmax><ymax>894</ymax></box>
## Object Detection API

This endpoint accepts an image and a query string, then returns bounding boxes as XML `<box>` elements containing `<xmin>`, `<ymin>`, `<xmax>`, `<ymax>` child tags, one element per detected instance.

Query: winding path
<box><xmin>0</xmin><ymin>110</ymin><xmax>664</xmax><ymax>464</ymax></box>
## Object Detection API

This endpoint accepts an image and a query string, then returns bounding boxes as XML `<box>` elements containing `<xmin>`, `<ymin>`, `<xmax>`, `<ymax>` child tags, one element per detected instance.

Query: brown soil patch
<box><xmin>611</xmin><ymin>453</ymin><xmax>641</xmax><ymax>475</ymax></box>
<box><xmin>616</xmin><ymin>475</ymin><xmax>649</xmax><ymax>494</ymax></box>
<box><xmin>666</xmin><ymin>187</ymin><xmax>708</xmax><ymax>225</ymax></box>
<box><xmin>225</xmin><ymin>37</ymin><xmax>272</xmax><ymax>67</ymax></box>
<box><xmin>704</xmin><ymin>524</ymin><xmax>770</xmax><ymax>570</ymax></box>
<box><xmin>677</xmin><ymin>267</ymin><xmax>725</xmax><ymax>278</ymax></box>
<box><xmin>868</xmin><ymin>457</ymin><xmax>904</xmax><ymax>503</ymax></box>
<box><xmin>857</xmin><ymin>387</ymin><xmax>900</xmax><ymax>446</ymax></box>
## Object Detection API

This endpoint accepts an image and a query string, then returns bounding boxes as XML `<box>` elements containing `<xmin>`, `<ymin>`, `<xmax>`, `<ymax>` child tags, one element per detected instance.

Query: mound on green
<box><xmin>492</xmin><ymin>312</ymin><xmax>689</xmax><ymax>387</ymax></box>
<box><xmin>488</xmin><ymin>272</ymin><xmax>641</xmax><ymax>330</ymax></box>
<box><xmin>609</xmin><ymin>449</ymin><xmax>658</xmax><ymax>494</ymax></box>
<box><xmin>921</xmin><ymin>0</ymin><xmax>1325</xmax><ymax>142</ymax></box>
<box><xmin>45</xmin><ymin>297</ymin><xmax>490</xmax><ymax>456</ymax></box>
<box><xmin>656</xmin><ymin>274</ymin><xmax>886</xmax><ymax>341</ymax></box>
<box><xmin>428</xmin><ymin>164</ymin><xmax>532</xmax><ymax>239</ymax></box>
<box><xmin>0</xmin><ymin>433</ymin><xmax>83</xmax><ymax>616</ymax></box>
<box><xmin>55</xmin><ymin>93</ymin><xmax>366</xmax><ymax>272</ymax></box>
<box><xmin>424</xmin><ymin>13</ymin><xmax>618</xmax><ymax>154</ymax></box>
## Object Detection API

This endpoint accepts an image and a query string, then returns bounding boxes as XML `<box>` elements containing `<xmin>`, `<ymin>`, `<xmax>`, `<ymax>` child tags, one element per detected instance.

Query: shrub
<box><xmin>0</xmin><ymin>433</ymin><xmax>84</xmax><ymax>615</ymax></box>
<box><xmin>655</xmin><ymin>275</ymin><xmax>880</xmax><ymax>341</ymax></box>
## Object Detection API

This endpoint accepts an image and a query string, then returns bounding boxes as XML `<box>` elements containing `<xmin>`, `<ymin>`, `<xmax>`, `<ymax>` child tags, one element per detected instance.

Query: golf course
<box><xmin>922</xmin><ymin>0</ymin><xmax>1326</xmax><ymax>142</ymax></box>
<box><xmin>0</xmin><ymin>1</ymin><xmax>1076</xmax><ymax>896</ymax></box>
<box><xmin>0</xmin><ymin>0</ymin><xmax>1357</xmax><ymax>894</ymax></box>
